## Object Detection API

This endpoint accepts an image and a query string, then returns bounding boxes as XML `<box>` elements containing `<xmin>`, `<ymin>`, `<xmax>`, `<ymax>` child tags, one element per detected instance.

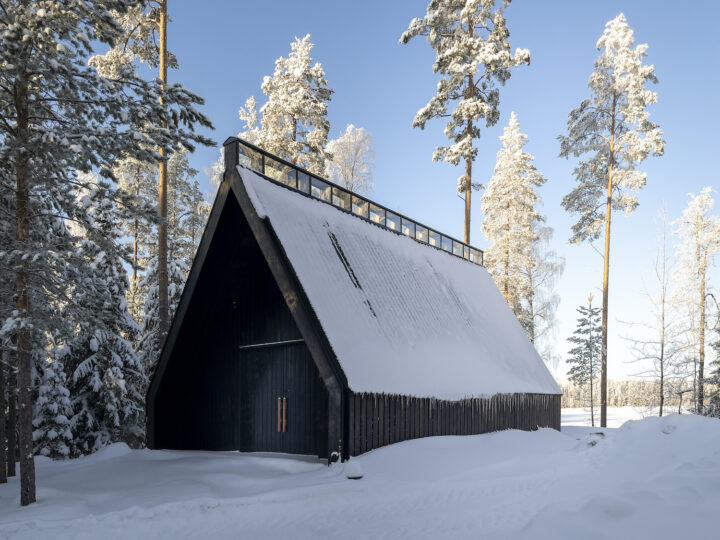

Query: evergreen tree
<box><xmin>115</xmin><ymin>157</ymin><xmax>158</xmax><ymax>321</ymax></box>
<box><xmin>481</xmin><ymin>112</ymin><xmax>545</xmax><ymax>319</ymax></box>
<box><xmin>400</xmin><ymin>0</ymin><xmax>530</xmax><ymax>243</ymax></box>
<box><xmin>559</xmin><ymin>14</ymin><xmax>665</xmax><ymax>427</ymax></box>
<box><xmin>325</xmin><ymin>125</ymin><xmax>376</xmax><ymax>194</ymax></box>
<box><xmin>566</xmin><ymin>296</ymin><xmax>603</xmax><ymax>426</ymax></box>
<box><xmin>673</xmin><ymin>187</ymin><xmax>720</xmax><ymax>413</ymax></box>
<box><xmin>137</xmin><ymin>256</ymin><xmax>186</xmax><ymax>380</ymax></box>
<box><xmin>1</xmin><ymin>0</ymin><xmax>212</xmax><ymax>505</ymax></box>
<box><xmin>239</xmin><ymin>35</ymin><xmax>333</xmax><ymax>175</ymax></box>
<box><xmin>32</xmin><ymin>355</ymin><xmax>73</xmax><ymax>459</ymax></box>
<box><xmin>62</xmin><ymin>182</ymin><xmax>147</xmax><ymax>454</ymax></box>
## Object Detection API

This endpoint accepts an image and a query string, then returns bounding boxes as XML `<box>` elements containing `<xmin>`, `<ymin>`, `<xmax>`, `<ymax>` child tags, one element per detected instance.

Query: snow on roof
<box><xmin>239</xmin><ymin>166</ymin><xmax>561</xmax><ymax>399</ymax></box>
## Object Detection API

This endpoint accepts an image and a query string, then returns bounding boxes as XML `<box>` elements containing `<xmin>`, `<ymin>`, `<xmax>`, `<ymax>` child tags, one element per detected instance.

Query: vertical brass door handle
<box><xmin>277</xmin><ymin>397</ymin><xmax>282</xmax><ymax>433</ymax></box>
<box><xmin>282</xmin><ymin>397</ymin><xmax>287</xmax><ymax>432</ymax></box>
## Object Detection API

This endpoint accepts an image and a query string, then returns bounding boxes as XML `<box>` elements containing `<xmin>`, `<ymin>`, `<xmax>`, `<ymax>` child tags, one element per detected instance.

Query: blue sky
<box><xmin>167</xmin><ymin>0</ymin><xmax>719</xmax><ymax>378</ymax></box>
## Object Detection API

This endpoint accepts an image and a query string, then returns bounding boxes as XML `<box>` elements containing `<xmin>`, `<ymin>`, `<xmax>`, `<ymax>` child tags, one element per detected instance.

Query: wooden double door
<box><xmin>240</xmin><ymin>341</ymin><xmax>328</xmax><ymax>457</ymax></box>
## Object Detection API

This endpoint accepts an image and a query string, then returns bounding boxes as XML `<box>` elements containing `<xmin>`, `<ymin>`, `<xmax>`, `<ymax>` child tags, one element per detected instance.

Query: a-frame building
<box><xmin>146</xmin><ymin>138</ymin><xmax>561</xmax><ymax>461</ymax></box>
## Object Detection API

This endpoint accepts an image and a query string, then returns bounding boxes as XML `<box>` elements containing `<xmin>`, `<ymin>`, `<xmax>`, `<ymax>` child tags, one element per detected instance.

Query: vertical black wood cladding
<box><xmin>152</xmin><ymin>197</ymin><xmax>329</xmax><ymax>456</ymax></box>
<box><xmin>348</xmin><ymin>392</ymin><xmax>561</xmax><ymax>457</ymax></box>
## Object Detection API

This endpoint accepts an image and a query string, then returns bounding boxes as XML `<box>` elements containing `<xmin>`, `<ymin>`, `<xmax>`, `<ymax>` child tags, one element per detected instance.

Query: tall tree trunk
<box><xmin>698</xmin><ymin>265</ymin><xmax>706</xmax><ymax>413</ymax></box>
<box><xmin>463</xmin><ymin>23</ymin><xmax>473</xmax><ymax>245</ymax></box>
<box><xmin>504</xmin><ymin>233</ymin><xmax>510</xmax><ymax>302</ymax></box>
<box><xmin>600</xmin><ymin>96</ymin><xmax>617</xmax><ymax>428</ymax></box>
<box><xmin>157</xmin><ymin>0</ymin><xmax>169</xmax><ymax>340</ymax></box>
<box><xmin>464</xmin><ymin>120</ymin><xmax>472</xmax><ymax>244</ymax></box>
<box><xmin>0</xmin><ymin>349</ymin><xmax>7</xmax><ymax>484</ymax></box>
<box><xmin>659</xmin><ymin>255</ymin><xmax>666</xmax><ymax>418</ymax></box>
<box><xmin>589</xmin><ymin>297</ymin><xmax>594</xmax><ymax>428</ymax></box>
<box><xmin>132</xmin><ymin>166</ymin><xmax>140</xmax><ymax>286</ymax></box>
<box><xmin>6</xmin><ymin>349</ymin><xmax>15</xmax><ymax>478</ymax></box>
<box><xmin>14</xmin><ymin>77</ymin><xmax>36</xmax><ymax>505</ymax></box>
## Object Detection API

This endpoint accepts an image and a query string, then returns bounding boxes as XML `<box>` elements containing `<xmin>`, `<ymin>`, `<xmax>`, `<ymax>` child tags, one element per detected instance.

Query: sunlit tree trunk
<box><xmin>157</xmin><ymin>0</ymin><xmax>169</xmax><ymax>338</ymax></box>
<box><xmin>600</xmin><ymin>95</ymin><xmax>617</xmax><ymax>428</ymax></box>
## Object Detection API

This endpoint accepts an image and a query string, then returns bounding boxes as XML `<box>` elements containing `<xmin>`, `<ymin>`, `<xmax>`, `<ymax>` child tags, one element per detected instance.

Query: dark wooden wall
<box><xmin>346</xmin><ymin>392</ymin><xmax>561</xmax><ymax>456</ymax></box>
<box><xmin>151</xmin><ymin>196</ymin><xmax>329</xmax><ymax>455</ymax></box>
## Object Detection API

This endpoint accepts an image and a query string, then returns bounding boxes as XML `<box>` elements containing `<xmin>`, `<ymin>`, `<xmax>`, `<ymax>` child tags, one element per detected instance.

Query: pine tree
<box><xmin>91</xmin><ymin>0</ymin><xmax>211</xmax><ymax>355</ymax></box>
<box><xmin>32</xmin><ymin>356</ymin><xmax>73</xmax><ymax>459</ymax></box>
<box><xmin>559</xmin><ymin>14</ymin><xmax>665</xmax><ymax>427</ymax></box>
<box><xmin>240</xmin><ymin>35</ymin><xmax>333</xmax><ymax>175</ymax></box>
<box><xmin>325</xmin><ymin>125</ymin><xmax>376</xmax><ymax>194</ymax></box>
<box><xmin>115</xmin><ymin>157</ymin><xmax>158</xmax><ymax>321</ymax></box>
<box><xmin>400</xmin><ymin>0</ymin><xmax>530</xmax><ymax>243</ymax></box>
<box><xmin>673</xmin><ymin>187</ymin><xmax>720</xmax><ymax>413</ymax></box>
<box><xmin>481</xmin><ymin>112</ymin><xmax>546</xmax><ymax>323</ymax></box>
<box><xmin>566</xmin><ymin>296</ymin><xmax>603</xmax><ymax>426</ymax></box>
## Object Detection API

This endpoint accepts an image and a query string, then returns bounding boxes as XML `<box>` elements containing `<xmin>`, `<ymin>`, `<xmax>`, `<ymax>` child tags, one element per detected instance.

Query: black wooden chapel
<box><xmin>146</xmin><ymin>138</ymin><xmax>562</xmax><ymax>461</ymax></box>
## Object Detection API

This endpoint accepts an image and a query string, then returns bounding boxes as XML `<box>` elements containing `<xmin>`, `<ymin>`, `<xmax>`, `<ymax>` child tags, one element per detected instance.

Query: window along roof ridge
<box><xmin>223</xmin><ymin>137</ymin><xmax>484</xmax><ymax>267</ymax></box>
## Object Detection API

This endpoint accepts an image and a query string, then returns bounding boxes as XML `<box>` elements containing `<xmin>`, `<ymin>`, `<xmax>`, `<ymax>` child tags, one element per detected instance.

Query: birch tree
<box><xmin>325</xmin><ymin>125</ymin><xmax>376</xmax><ymax>193</ymax></box>
<box><xmin>400</xmin><ymin>0</ymin><xmax>530</xmax><ymax>243</ymax></box>
<box><xmin>240</xmin><ymin>35</ymin><xmax>333</xmax><ymax>175</ymax></box>
<box><xmin>481</xmin><ymin>112</ymin><xmax>545</xmax><ymax>323</ymax></box>
<box><xmin>521</xmin><ymin>224</ymin><xmax>564</xmax><ymax>370</ymax></box>
<box><xmin>673</xmin><ymin>187</ymin><xmax>720</xmax><ymax>413</ymax></box>
<box><xmin>624</xmin><ymin>209</ymin><xmax>685</xmax><ymax>416</ymax></box>
<box><xmin>559</xmin><ymin>14</ymin><xmax>664</xmax><ymax>427</ymax></box>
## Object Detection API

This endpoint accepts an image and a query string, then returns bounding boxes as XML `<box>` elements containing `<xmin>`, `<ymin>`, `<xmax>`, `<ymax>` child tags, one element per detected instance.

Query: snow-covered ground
<box><xmin>2</xmin><ymin>413</ymin><xmax>719</xmax><ymax>539</ymax></box>
<box><xmin>562</xmin><ymin>406</ymin><xmax>646</xmax><ymax>427</ymax></box>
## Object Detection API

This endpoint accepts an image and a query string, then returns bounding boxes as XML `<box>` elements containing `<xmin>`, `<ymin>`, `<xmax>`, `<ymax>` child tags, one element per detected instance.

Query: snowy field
<box><xmin>562</xmin><ymin>406</ymin><xmax>646</xmax><ymax>427</ymax></box>
<box><xmin>1</xmin><ymin>412</ymin><xmax>719</xmax><ymax>539</ymax></box>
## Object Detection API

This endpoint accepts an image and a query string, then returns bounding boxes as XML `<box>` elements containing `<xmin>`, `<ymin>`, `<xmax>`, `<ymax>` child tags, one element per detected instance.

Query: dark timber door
<box><xmin>241</xmin><ymin>341</ymin><xmax>327</xmax><ymax>456</ymax></box>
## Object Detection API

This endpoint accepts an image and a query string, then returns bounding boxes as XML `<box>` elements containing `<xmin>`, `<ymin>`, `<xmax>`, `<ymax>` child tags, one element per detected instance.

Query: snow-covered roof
<box><xmin>240</xmin><ymin>166</ymin><xmax>561</xmax><ymax>399</ymax></box>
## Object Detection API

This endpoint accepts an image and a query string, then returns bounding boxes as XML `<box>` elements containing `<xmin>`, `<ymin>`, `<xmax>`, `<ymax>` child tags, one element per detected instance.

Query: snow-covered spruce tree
<box><xmin>114</xmin><ymin>157</ymin><xmax>158</xmax><ymax>321</ymax></box>
<box><xmin>325</xmin><ymin>125</ymin><xmax>376</xmax><ymax>194</ymax></box>
<box><xmin>400</xmin><ymin>0</ymin><xmax>529</xmax><ymax>243</ymax></box>
<box><xmin>167</xmin><ymin>150</ymin><xmax>208</xmax><ymax>269</ymax></box>
<box><xmin>62</xmin><ymin>180</ymin><xmax>147</xmax><ymax>455</ymax></box>
<box><xmin>239</xmin><ymin>35</ymin><xmax>333</xmax><ymax>175</ymax></box>
<box><xmin>0</xmin><ymin>0</ymin><xmax>212</xmax><ymax>505</ymax></box>
<box><xmin>673</xmin><ymin>188</ymin><xmax>720</xmax><ymax>413</ymax></box>
<box><xmin>559</xmin><ymin>14</ymin><xmax>664</xmax><ymax>427</ymax></box>
<box><xmin>60</xmin><ymin>182</ymin><xmax>146</xmax><ymax>455</ymax></box>
<box><xmin>566</xmin><ymin>296</ymin><xmax>603</xmax><ymax>427</ymax></box>
<box><xmin>481</xmin><ymin>112</ymin><xmax>546</xmax><ymax>322</ymax></box>
<box><xmin>137</xmin><ymin>256</ymin><xmax>186</xmax><ymax>379</ymax></box>
<box><xmin>32</xmin><ymin>355</ymin><xmax>73</xmax><ymax>460</ymax></box>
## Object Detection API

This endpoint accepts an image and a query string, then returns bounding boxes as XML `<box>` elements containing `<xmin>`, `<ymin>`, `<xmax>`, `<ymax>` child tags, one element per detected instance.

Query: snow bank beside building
<box><xmin>1</xmin><ymin>414</ymin><xmax>719</xmax><ymax>539</ymax></box>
